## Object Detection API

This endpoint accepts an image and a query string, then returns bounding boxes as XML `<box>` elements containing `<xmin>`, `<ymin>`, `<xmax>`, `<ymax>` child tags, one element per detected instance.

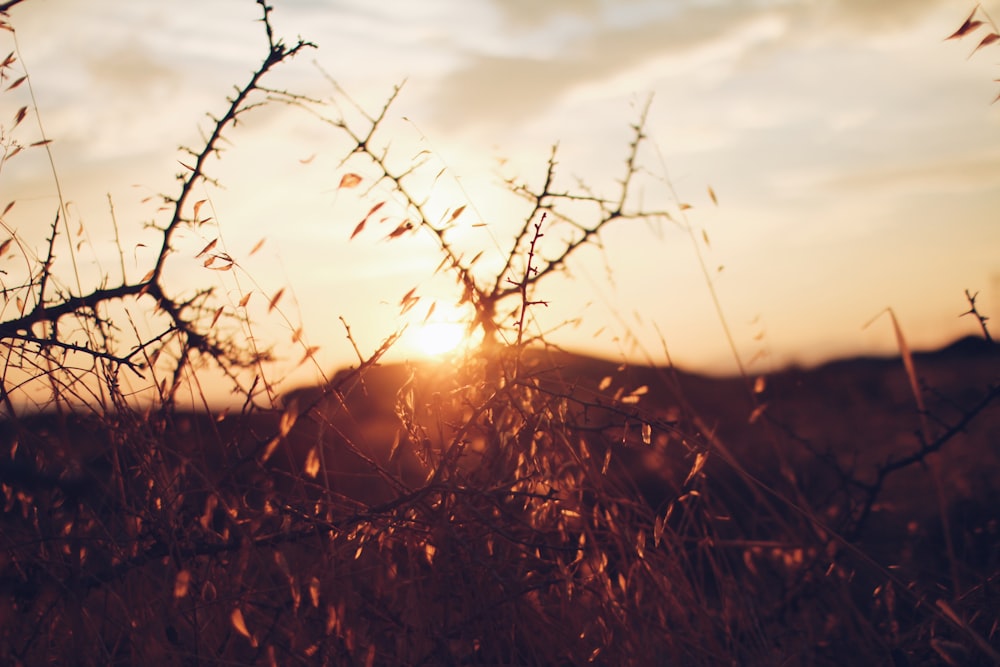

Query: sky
<box><xmin>2</xmin><ymin>0</ymin><xmax>999</xmax><ymax>403</ymax></box>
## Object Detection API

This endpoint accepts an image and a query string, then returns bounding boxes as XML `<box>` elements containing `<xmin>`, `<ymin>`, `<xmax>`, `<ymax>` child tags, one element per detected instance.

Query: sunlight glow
<box><xmin>413</xmin><ymin>321</ymin><xmax>467</xmax><ymax>356</ymax></box>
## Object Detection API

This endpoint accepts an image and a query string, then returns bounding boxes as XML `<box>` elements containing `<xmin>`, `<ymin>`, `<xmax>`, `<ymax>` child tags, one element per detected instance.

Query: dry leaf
<box><xmin>309</xmin><ymin>577</ymin><xmax>321</xmax><ymax>607</ymax></box>
<box><xmin>249</xmin><ymin>238</ymin><xmax>266</xmax><ymax>255</ymax></box>
<box><xmin>274</xmin><ymin>551</ymin><xmax>291</xmax><ymax>579</ymax></box>
<box><xmin>385</xmin><ymin>220</ymin><xmax>413</xmax><ymax>239</ymax></box>
<box><xmin>748</xmin><ymin>403</ymin><xmax>768</xmax><ymax>424</ymax></box>
<box><xmin>338</xmin><ymin>172</ymin><xmax>362</xmax><ymax>189</ymax></box>
<box><xmin>0</xmin><ymin>238</ymin><xmax>11</xmax><ymax>256</ymax></box>
<box><xmin>196</xmin><ymin>238</ymin><xmax>217</xmax><ymax>258</ymax></box>
<box><xmin>350</xmin><ymin>219</ymin><xmax>366</xmax><ymax>239</ymax></box>
<box><xmin>971</xmin><ymin>32</ymin><xmax>1000</xmax><ymax>56</ymax></box>
<box><xmin>683</xmin><ymin>451</ymin><xmax>708</xmax><ymax>487</ymax></box>
<box><xmin>2</xmin><ymin>201</ymin><xmax>14</xmax><ymax>215</ymax></box>
<box><xmin>399</xmin><ymin>287</ymin><xmax>417</xmax><ymax>307</ymax></box>
<box><xmin>231</xmin><ymin>608</ymin><xmax>257</xmax><ymax>647</ymax></box>
<box><xmin>239</xmin><ymin>292</ymin><xmax>252</xmax><ymax>308</ymax></box>
<box><xmin>193</xmin><ymin>199</ymin><xmax>206</xmax><ymax>222</ymax></box>
<box><xmin>946</xmin><ymin>8</ymin><xmax>983</xmax><ymax>40</ymax></box>
<box><xmin>12</xmin><ymin>105</ymin><xmax>26</xmax><ymax>126</ymax></box>
<box><xmin>210</xmin><ymin>306</ymin><xmax>224</xmax><ymax>328</ymax></box>
<box><xmin>200</xmin><ymin>495</ymin><xmax>218</xmax><ymax>530</ymax></box>
<box><xmin>279</xmin><ymin>399</ymin><xmax>299</xmax><ymax>438</ymax></box>
<box><xmin>304</xmin><ymin>447</ymin><xmax>320</xmax><ymax>478</ymax></box>
<box><xmin>707</xmin><ymin>185</ymin><xmax>718</xmax><ymax>205</ymax></box>
<box><xmin>268</xmin><ymin>288</ymin><xmax>285</xmax><ymax>313</ymax></box>
<box><xmin>174</xmin><ymin>570</ymin><xmax>191</xmax><ymax>598</ymax></box>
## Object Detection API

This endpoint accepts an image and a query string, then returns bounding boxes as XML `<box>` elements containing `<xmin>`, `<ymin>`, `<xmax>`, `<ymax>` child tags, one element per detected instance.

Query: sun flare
<box><xmin>412</xmin><ymin>320</ymin><xmax>468</xmax><ymax>357</ymax></box>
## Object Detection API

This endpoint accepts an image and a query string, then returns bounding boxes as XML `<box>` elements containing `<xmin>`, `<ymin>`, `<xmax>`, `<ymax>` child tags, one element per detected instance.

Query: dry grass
<box><xmin>0</xmin><ymin>2</ymin><xmax>998</xmax><ymax>665</ymax></box>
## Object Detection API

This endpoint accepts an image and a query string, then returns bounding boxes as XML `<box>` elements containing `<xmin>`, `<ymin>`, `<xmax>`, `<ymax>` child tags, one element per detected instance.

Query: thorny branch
<box><xmin>961</xmin><ymin>288</ymin><xmax>992</xmax><ymax>342</ymax></box>
<box><xmin>0</xmin><ymin>3</ymin><xmax>314</xmax><ymax>407</ymax></box>
<box><xmin>313</xmin><ymin>88</ymin><xmax>673</xmax><ymax>356</ymax></box>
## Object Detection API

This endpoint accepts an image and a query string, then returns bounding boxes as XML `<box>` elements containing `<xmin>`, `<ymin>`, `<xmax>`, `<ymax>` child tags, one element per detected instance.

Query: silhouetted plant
<box><xmin>0</xmin><ymin>1</ymin><xmax>998</xmax><ymax>665</ymax></box>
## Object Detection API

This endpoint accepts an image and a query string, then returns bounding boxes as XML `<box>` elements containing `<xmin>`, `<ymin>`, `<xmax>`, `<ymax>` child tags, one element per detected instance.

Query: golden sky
<box><xmin>2</xmin><ymin>0</ymin><xmax>998</xmax><ymax>402</ymax></box>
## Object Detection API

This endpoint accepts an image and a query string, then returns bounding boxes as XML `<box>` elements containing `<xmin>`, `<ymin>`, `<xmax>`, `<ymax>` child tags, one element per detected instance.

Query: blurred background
<box><xmin>3</xmin><ymin>0</ymin><xmax>998</xmax><ymax>402</ymax></box>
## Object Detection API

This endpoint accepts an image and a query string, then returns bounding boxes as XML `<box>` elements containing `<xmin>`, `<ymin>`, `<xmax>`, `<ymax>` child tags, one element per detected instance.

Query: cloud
<box><xmin>825</xmin><ymin>0</ymin><xmax>947</xmax><ymax>33</ymax></box>
<box><xmin>426</xmin><ymin>4</ymin><xmax>779</xmax><ymax>131</ymax></box>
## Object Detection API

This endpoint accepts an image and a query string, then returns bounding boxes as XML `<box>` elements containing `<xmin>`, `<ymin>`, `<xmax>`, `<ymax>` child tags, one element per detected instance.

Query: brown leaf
<box><xmin>230</xmin><ymin>608</ymin><xmax>257</xmax><ymax>647</ymax></box>
<box><xmin>448</xmin><ymin>205</ymin><xmax>466</xmax><ymax>223</ymax></box>
<box><xmin>683</xmin><ymin>451</ymin><xmax>709</xmax><ymax>487</ymax></box>
<box><xmin>174</xmin><ymin>570</ymin><xmax>191</xmax><ymax>599</ymax></box>
<box><xmin>702</xmin><ymin>229</ymin><xmax>710</xmax><ymax>247</ymax></box>
<box><xmin>399</xmin><ymin>287</ymin><xmax>417</xmax><ymax>307</ymax></box>
<box><xmin>268</xmin><ymin>288</ymin><xmax>285</xmax><ymax>313</ymax></box>
<box><xmin>350</xmin><ymin>219</ymin><xmax>366</xmax><ymax>240</ymax></box>
<box><xmin>5</xmin><ymin>75</ymin><xmax>25</xmax><ymax>91</ymax></box>
<box><xmin>946</xmin><ymin>8</ymin><xmax>983</xmax><ymax>40</ymax></box>
<box><xmin>12</xmin><ymin>105</ymin><xmax>26</xmax><ymax>126</ymax></box>
<box><xmin>279</xmin><ymin>399</ymin><xmax>299</xmax><ymax>438</ymax></box>
<box><xmin>304</xmin><ymin>447</ymin><xmax>320</xmax><ymax>478</ymax></box>
<box><xmin>0</xmin><ymin>237</ymin><xmax>11</xmax><ymax>256</ymax></box>
<box><xmin>338</xmin><ymin>172</ymin><xmax>362</xmax><ymax>189</ymax></box>
<box><xmin>298</xmin><ymin>346</ymin><xmax>319</xmax><ymax>365</ymax></box>
<box><xmin>707</xmin><ymin>185</ymin><xmax>718</xmax><ymax>206</ymax></box>
<box><xmin>748</xmin><ymin>403</ymin><xmax>768</xmax><ymax>424</ymax></box>
<box><xmin>28</xmin><ymin>139</ymin><xmax>52</xmax><ymax>147</ymax></box>
<box><xmin>971</xmin><ymin>32</ymin><xmax>1000</xmax><ymax>56</ymax></box>
<box><xmin>249</xmin><ymin>238</ymin><xmax>265</xmax><ymax>255</ymax></box>
<box><xmin>193</xmin><ymin>199</ymin><xmax>206</xmax><ymax>222</ymax></box>
<box><xmin>210</xmin><ymin>306</ymin><xmax>224</xmax><ymax>328</ymax></box>
<box><xmin>196</xmin><ymin>238</ymin><xmax>217</xmax><ymax>258</ymax></box>
<box><xmin>385</xmin><ymin>221</ymin><xmax>413</xmax><ymax>239</ymax></box>
<box><xmin>2</xmin><ymin>201</ymin><xmax>13</xmax><ymax>215</ymax></box>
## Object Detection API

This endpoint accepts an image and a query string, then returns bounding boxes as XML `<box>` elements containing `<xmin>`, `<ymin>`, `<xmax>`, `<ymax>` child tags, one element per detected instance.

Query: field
<box><xmin>2</xmin><ymin>336</ymin><xmax>998</xmax><ymax>665</ymax></box>
<box><xmin>1</xmin><ymin>1</ymin><xmax>999</xmax><ymax>664</ymax></box>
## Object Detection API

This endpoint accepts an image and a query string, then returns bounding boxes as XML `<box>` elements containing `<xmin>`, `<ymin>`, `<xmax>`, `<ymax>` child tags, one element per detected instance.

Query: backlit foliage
<box><xmin>0</xmin><ymin>2</ymin><xmax>997</xmax><ymax>666</ymax></box>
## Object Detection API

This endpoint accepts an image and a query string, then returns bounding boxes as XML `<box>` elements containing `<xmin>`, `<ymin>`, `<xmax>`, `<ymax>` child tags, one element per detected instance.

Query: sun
<box><xmin>413</xmin><ymin>321</ymin><xmax>466</xmax><ymax>356</ymax></box>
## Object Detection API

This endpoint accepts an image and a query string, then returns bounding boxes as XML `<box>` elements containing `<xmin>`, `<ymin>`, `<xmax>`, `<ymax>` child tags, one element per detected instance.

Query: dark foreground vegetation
<box><xmin>2</xmin><ymin>338</ymin><xmax>997</xmax><ymax>665</ymax></box>
<box><xmin>1</xmin><ymin>2</ymin><xmax>998</xmax><ymax>665</ymax></box>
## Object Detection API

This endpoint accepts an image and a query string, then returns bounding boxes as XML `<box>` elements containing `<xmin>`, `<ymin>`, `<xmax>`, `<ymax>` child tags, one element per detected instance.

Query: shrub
<box><xmin>0</xmin><ymin>2</ymin><xmax>998</xmax><ymax>666</ymax></box>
